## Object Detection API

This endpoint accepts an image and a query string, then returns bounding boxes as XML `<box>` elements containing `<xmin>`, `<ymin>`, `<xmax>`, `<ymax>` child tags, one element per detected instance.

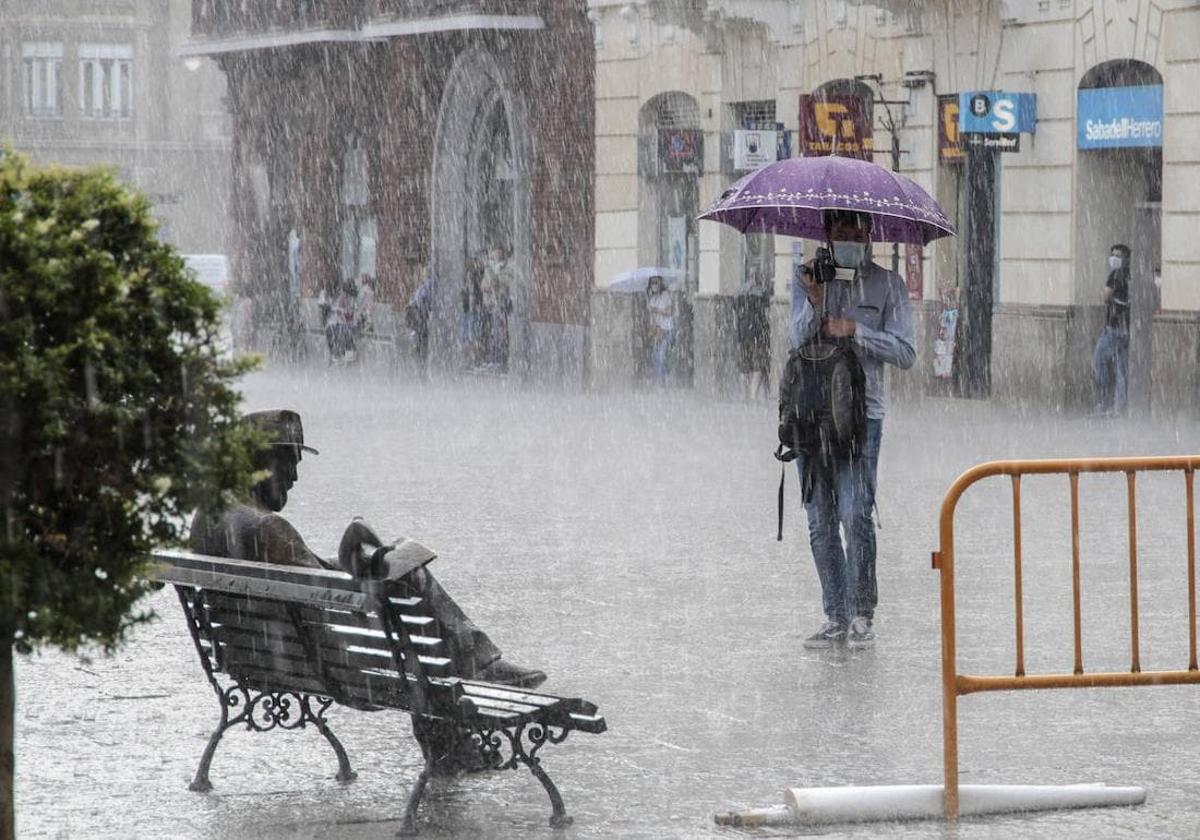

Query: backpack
<box><xmin>774</xmin><ymin>338</ymin><xmax>868</xmax><ymax>539</ymax></box>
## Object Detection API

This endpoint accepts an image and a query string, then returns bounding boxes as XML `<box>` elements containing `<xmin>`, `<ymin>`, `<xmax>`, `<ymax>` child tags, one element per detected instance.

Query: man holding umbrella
<box><xmin>791</xmin><ymin>209</ymin><xmax>915</xmax><ymax>649</ymax></box>
<box><xmin>699</xmin><ymin>154</ymin><xmax>952</xmax><ymax>650</ymax></box>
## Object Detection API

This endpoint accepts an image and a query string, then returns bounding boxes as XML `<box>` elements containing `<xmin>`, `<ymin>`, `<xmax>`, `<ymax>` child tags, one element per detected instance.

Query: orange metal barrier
<box><xmin>932</xmin><ymin>455</ymin><xmax>1200</xmax><ymax>819</ymax></box>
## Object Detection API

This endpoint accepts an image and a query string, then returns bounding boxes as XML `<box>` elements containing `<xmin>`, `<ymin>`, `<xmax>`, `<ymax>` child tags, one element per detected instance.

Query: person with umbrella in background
<box><xmin>646</xmin><ymin>274</ymin><xmax>676</xmax><ymax>385</ymax></box>
<box><xmin>699</xmin><ymin>154</ymin><xmax>953</xmax><ymax>651</ymax></box>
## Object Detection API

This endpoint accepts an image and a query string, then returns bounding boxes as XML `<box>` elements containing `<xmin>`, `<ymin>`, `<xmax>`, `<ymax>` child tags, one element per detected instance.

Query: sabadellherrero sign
<box><xmin>1077</xmin><ymin>85</ymin><xmax>1164</xmax><ymax>150</ymax></box>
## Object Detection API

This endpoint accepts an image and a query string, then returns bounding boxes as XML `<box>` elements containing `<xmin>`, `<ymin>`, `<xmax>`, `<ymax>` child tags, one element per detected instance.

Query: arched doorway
<box><xmin>431</xmin><ymin>49</ymin><xmax>531</xmax><ymax>372</ymax></box>
<box><xmin>1074</xmin><ymin>60</ymin><xmax>1162</xmax><ymax>303</ymax></box>
<box><xmin>1074</xmin><ymin>59</ymin><xmax>1163</xmax><ymax>411</ymax></box>
<box><xmin>637</xmin><ymin>91</ymin><xmax>699</xmax><ymax>384</ymax></box>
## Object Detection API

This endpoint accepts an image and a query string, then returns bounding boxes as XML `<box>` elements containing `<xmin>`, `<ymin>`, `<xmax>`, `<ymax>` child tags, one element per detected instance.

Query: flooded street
<box><xmin>14</xmin><ymin>368</ymin><xmax>1200</xmax><ymax>839</ymax></box>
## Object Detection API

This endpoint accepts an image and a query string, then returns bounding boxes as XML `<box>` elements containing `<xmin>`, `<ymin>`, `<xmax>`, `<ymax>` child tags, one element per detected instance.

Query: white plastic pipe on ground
<box><xmin>784</xmin><ymin>783</ymin><xmax>1145</xmax><ymax>824</ymax></box>
<box><xmin>715</xmin><ymin>783</ymin><xmax>1146</xmax><ymax>827</ymax></box>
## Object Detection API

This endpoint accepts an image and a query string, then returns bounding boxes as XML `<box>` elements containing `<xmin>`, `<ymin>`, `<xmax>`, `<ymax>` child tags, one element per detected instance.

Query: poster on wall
<box><xmin>938</xmin><ymin>95</ymin><xmax>964</xmax><ymax>164</ymax></box>
<box><xmin>798</xmin><ymin>94</ymin><xmax>874</xmax><ymax>159</ymax></box>
<box><xmin>933</xmin><ymin>287</ymin><xmax>959</xmax><ymax>379</ymax></box>
<box><xmin>667</xmin><ymin>216</ymin><xmax>688</xmax><ymax>276</ymax></box>
<box><xmin>733</xmin><ymin>129</ymin><xmax>780</xmax><ymax>171</ymax></box>
<box><xmin>659</xmin><ymin>129</ymin><xmax>704</xmax><ymax>173</ymax></box>
<box><xmin>905</xmin><ymin>244</ymin><xmax>923</xmax><ymax>300</ymax></box>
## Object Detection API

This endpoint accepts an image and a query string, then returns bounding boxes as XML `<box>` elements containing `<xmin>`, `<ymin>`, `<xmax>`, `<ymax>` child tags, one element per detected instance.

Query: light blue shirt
<box><xmin>789</xmin><ymin>261</ymin><xmax>916</xmax><ymax>420</ymax></box>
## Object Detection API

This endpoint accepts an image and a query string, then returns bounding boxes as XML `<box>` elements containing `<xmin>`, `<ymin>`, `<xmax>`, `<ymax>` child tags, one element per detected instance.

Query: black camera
<box><xmin>808</xmin><ymin>247</ymin><xmax>838</xmax><ymax>285</ymax></box>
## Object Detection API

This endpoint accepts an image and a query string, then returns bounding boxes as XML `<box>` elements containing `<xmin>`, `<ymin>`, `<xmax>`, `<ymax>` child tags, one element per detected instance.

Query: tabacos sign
<box><xmin>798</xmin><ymin>94</ymin><xmax>874</xmax><ymax>160</ymax></box>
<box><xmin>1077</xmin><ymin>85</ymin><xmax>1163</xmax><ymax>149</ymax></box>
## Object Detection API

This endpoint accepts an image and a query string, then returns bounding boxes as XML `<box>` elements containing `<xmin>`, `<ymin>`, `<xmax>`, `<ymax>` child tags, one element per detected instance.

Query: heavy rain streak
<box><xmin>8</xmin><ymin>2</ymin><xmax>1200</xmax><ymax>840</ymax></box>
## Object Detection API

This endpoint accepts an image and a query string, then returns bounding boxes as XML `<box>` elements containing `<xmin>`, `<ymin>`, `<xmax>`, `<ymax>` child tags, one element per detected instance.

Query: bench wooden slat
<box><xmin>457</xmin><ymin>682</ymin><xmax>601</xmax><ymax>718</ymax></box>
<box><xmin>212</xmin><ymin>622</ymin><xmax>453</xmax><ymax>675</ymax></box>
<box><xmin>459</xmin><ymin>695</ymin><xmax>559</xmax><ymax>716</ymax></box>
<box><xmin>202</xmin><ymin>591</ymin><xmax>432</xmax><ymax>628</ymax></box>
<box><xmin>202</xmin><ymin>593</ymin><xmax>444</xmax><ymax>653</ymax></box>
<box><xmin>221</xmin><ymin>648</ymin><xmax>326</xmax><ymax>694</ymax></box>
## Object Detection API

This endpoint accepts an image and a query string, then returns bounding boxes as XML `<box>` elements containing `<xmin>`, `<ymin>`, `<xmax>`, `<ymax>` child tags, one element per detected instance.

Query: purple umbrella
<box><xmin>698</xmin><ymin>155</ymin><xmax>955</xmax><ymax>245</ymax></box>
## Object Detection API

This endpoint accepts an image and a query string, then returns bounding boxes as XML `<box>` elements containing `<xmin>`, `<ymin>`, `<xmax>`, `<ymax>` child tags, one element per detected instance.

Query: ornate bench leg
<box><xmin>303</xmin><ymin>696</ymin><xmax>356</xmax><ymax>782</ymax></box>
<box><xmin>528</xmin><ymin>759</ymin><xmax>573</xmax><ymax>829</ymax></box>
<box><xmin>189</xmin><ymin>707</ymin><xmax>233</xmax><ymax>792</ymax></box>
<box><xmin>315</xmin><ymin>718</ymin><xmax>357</xmax><ymax>782</ymax></box>
<box><xmin>398</xmin><ymin>758</ymin><xmax>434</xmax><ymax>837</ymax></box>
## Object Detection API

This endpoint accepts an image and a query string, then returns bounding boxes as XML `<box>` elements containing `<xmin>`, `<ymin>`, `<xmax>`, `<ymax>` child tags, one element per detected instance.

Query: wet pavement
<box><xmin>14</xmin><ymin>367</ymin><xmax>1200</xmax><ymax>838</ymax></box>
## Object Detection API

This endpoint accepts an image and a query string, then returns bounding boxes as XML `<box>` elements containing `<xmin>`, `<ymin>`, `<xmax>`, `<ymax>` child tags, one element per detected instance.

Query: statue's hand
<box><xmin>338</xmin><ymin>517</ymin><xmax>390</xmax><ymax>577</ymax></box>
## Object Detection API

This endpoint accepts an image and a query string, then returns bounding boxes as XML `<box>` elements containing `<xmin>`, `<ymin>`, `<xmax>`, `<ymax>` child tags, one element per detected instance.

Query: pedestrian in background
<box><xmin>1092</xmin><ymin>243</ymin><xmax>1131</xmax><ymax>416</ymax></box>
<box><xmin>460</xmin><ymin>255</ymin><xmax>484</xmax><ymax>368</ymax></box>
<box><xmin>326</xmin><ymin>279</ymin><xmax>358</xmax><ymax>363</ymax></box>
<box><xmin>481</xmin><ymin>246</ymin><xmax>513</xmax><ymax>372</ymax></box>
<box><xmin>735</xmin><ymin>267</ymin><xmax>772</xmax><ymax>400</ymax></box>
<box><xmin>406</xmin><ymin>269</ymin><xmax>435</xmax><ymax>375</ymax></box>
<box><xmin>355</xmin><ymin>274</ymin><xmax>375</xmax><ymax>335</ymax></box>
<box><xmin>646</xmin><ymin>275</ymin><xmax>675</xmax><ymax>385</ymax></box>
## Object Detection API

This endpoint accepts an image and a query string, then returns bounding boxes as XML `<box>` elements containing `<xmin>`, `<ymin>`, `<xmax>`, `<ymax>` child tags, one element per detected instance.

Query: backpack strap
<box><xmin>774</xmin><ymin>444</ymin><xmax>796</xmax><ymax>541</ymax></box>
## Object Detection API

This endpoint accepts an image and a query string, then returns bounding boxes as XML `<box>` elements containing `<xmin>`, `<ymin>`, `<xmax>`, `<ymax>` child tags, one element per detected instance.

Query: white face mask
<box><xmin>832</xmin><ymin>241</ymin><xmax>867</xmax><ymax>269</ymax></box>
<box><xmin>1108</xmin><ymin>255</ymin><xmax>1123</xmax><ymax>271</ymax></box>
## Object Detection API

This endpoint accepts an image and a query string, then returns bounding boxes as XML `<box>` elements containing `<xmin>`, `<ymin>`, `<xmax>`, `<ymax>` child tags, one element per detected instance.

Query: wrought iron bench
<box><xmin>153</xmin><ymin>548</ymin><xmax>606</xmax><ymax>834</ymax></box>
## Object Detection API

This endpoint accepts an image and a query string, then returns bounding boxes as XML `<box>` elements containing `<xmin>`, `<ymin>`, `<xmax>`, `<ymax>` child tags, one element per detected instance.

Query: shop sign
<box><xmin>1077</xmin><ymin>85</ymin><xmax>1163</xmax><ymax>149</ymax></box>
<box><xmin>798</xmin><ymin>94</ymin><xmax>874</xmax><ymax>159</ymax></box>
<box><xmin>965</xmin><ymin>132</ymin><xmax>1020</xmax><ymax>152</ymax></box>
<box><xmin>658</xmin><ymin>128</ymin><xmax>704</xmax><ymax>174</ymax></box>
<box><xmin>938</xmin><ymin>94</ymin><xmax>964</xmax><ymax>164</ymax></box>
<box><xmin>733</xmin><ymin>129</ymin><xmax>779</xmax><ymax>171</ymax></box>
<box><xmin>958</xmin><ymin>91</ymin><xmax>1037</xmax><ymax>135</ymax></box>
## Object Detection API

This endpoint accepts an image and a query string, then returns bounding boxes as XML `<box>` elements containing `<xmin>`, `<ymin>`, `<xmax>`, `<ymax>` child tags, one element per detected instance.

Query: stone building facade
<box><xmin>0</xmin><ymin>0</ymin><xmax>231</xmax><ymax>255</ymax></box>
<box><xmin>187</xmin><ymin>1</ymin><xmax>595</xmax><ymax>382</ymax></box>
<box><xmin>588</xmin><ymin>0</ymin><xmax>1200</xmax><ymax>414</ymax></box>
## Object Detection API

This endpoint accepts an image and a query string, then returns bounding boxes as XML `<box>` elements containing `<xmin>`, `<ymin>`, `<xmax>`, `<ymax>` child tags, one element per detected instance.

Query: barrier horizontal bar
<box><xmin>957</xmin><ymin>669</ymin><xmax>1200</xmax><ymax>695</ymax></box>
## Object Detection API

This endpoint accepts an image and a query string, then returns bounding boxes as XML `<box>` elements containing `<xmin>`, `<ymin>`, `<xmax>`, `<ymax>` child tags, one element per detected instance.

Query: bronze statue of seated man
<box><xmin>188</xmin><ymin>408</ymin><xmax>546</xmax><ymax>692</ymax></box>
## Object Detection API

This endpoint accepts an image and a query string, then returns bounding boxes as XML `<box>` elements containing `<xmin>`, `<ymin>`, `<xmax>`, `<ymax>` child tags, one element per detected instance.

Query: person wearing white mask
<box><xmin>790</xmin><ymin>209</ymin><xmax>915</xmax><ymax>650</ymax></box>
<box><xmin>1092</xmin><ymin>243</ymin><xmax>1131</xmax><ymax>416</ymax></box>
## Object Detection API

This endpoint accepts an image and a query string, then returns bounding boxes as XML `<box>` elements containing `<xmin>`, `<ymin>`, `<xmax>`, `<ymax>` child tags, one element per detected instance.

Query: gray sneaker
<box><xmin>847</xmin><ymin>617</ymin><xmax>875</xmax><ymax>649</ymax></box>
<box><xmin>803</xmin><ymin>620</ymin><xmax>847</xmax><ymax>649</ymax></box>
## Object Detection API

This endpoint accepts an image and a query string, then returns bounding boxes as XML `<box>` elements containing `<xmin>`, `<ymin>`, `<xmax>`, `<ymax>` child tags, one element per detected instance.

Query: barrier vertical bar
<box><xmin>1012</xmin><ymin>475</ymin><xmax>1025</xmax><ymax>677</ymax></box>
<box><xmin>1188</xmin><ymin>469</ymin><xmax>1197</xmax><ymax>672</ymax></box>
<box><xmin>1127</xmin><ymin>472</ymin><xmax>1141</xmax><ymax>673</ymax></box>
<box><xmin>1070</xmin><ymin>472</ymin><xmax>1084</xmax><ymax>675</ymax></box>
<box><xmin>939</xmin><ymin>484</ymin><xmax>960</xmax><ymax>820</ymax></box>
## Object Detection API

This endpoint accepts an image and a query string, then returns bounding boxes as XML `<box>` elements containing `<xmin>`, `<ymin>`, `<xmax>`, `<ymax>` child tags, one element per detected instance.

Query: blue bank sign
<box><xmin>958</xmin><ymin>91</ymin><xmax>1038</xmax><ymax>134</ymax></box>
<box><xmin>1077</xmin><ymin>85</ymin><xmax>1163</xmax><ymax>149</ymax></box>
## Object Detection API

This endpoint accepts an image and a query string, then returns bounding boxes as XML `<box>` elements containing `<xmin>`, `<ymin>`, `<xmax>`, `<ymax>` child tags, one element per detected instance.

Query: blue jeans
<box><xmin>652</xmin><ymin>329</ymin><xmax>674</xmax><ymax>384</ymax></box>
<box><xmin>1092</xmin><ymin>325</ymin><xmax>1128</xmax><ymax>413</ymax></box>
<box><xmin>796</xmin><ymin>419</ymin><xmax>883</xmax><ymax>624</ymax></box>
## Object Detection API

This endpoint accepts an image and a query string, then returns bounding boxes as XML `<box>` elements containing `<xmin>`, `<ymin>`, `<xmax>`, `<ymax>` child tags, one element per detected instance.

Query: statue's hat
<box><xmin>244</xmin><ymin>409</ymin><xmax>319</xmax><ymax>455</ymax></box>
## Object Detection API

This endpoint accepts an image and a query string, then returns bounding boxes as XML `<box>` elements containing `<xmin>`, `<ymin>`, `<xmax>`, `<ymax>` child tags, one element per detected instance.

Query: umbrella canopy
<box><xmin>698</xmin><ymin>156</ymin><xmax>955</xmax><ymax>245</ymax></box>
<box><xmin>607</xmin><ymin>266</ymin><xmax>686</xmax><ymax>294</ymax></box>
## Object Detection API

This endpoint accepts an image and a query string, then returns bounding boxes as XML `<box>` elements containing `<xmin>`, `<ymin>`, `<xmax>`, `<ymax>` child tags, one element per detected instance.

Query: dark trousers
<box><xmin>401</xmin><ymin>567</ymin><xmax>501</xmax><ymax>675</ymax></box>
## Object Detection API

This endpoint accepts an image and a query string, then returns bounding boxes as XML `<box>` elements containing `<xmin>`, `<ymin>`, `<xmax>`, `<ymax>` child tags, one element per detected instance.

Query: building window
<box><xmin>731</xmin><ymin>100</ymin><xmax>776</xmax><ymax>130</ymax></box>
<box><xmin>22</xmin><ymin>43</ymin><xmax>63</xmax><ymax>118</ymax></box>
<box><xmin>79</xmin><ymin>44</ymin><xmax>133</xmax><ymax>120</ymax></box>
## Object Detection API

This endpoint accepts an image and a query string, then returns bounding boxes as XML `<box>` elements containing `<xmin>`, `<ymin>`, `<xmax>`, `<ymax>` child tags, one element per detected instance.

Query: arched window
<box><xmin>638</xmin><ymin>92</ymin><xmax>701</xmax><ymax>284</ymax></box>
